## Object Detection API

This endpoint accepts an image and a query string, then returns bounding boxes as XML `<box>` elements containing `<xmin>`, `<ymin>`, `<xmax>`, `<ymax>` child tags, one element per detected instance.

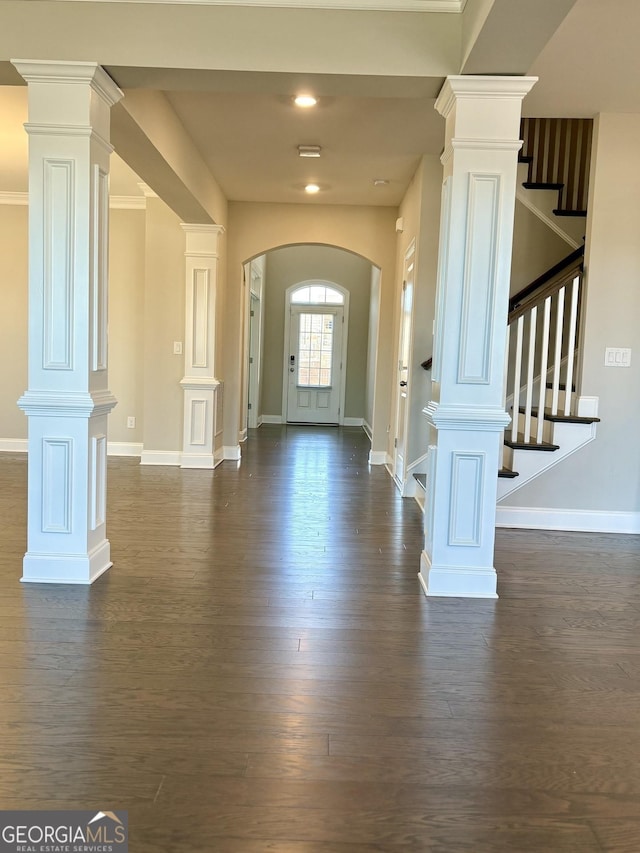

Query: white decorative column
<box><xmin>419</xmin><ymin>76</ymin><xmax>537</xmax><ymax>599</ymax></box>
<box><xmin>13</xmin><ymin>60</ymin><xmax>123</xmax><ymax>584</ymax></box>
<box><xmin>180</xmin><ymin>224</ymin><xmax>224</xmax><ymax>468</ymax></box>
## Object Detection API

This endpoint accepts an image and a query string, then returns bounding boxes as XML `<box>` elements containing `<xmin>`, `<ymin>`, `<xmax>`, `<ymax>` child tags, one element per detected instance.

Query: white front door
<box><xmin>287</xmin><ymin>306</ymin><xmax>344</xmax><ymax>424</ymax></box>
<box><xmin>393</xmin><ymin>248</ymin><xmax>414</xmax><ymax>484</ymax></box>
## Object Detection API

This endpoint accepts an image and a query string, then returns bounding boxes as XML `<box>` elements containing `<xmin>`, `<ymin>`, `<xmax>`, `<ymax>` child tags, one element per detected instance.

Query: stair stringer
<box><xmin>497</xmin><ymin>398</ymin><xmax>598</xmax><ymax>502</ymax></box>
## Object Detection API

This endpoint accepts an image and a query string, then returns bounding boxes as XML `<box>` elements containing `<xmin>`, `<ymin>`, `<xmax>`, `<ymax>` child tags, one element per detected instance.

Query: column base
<box><xmin>22</xmin><ymin>539</ymin><xmax>112</xmax><ymax>585</ymax></box>
<box><xmin>180</xmin><ymin>452</ymin><xmax>222</xmax><ymax>469</ymax></box>
<box><xmin>418</xmin><ymin>551</ymin><xmax>498</xmax><ymax>599</ymax></box>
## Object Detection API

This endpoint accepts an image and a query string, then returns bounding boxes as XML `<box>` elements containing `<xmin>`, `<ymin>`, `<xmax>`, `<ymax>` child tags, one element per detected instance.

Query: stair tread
<box><xmin>546</xmin><ymin>382</ymin><xmax>576</xmax><ymax>391</ymax></box>
<box><xmin>553</xmin><ymin>208</ymin><xmax>587</xmax><ymax>217</ymax></box>
<box><xmin>523</xmin><ymin>181</ymin><xmax>564</xmax><ymax>190</ymax></box>
<box><xmin>413</xmin><ymin>473</ymin><xmax>427</xmax><ymax>490</ymax></box>
<box><xmin>498</xmin><ymin>467</ymin><xmax>519</xmax><ymax>479</ymax></box>
<box><xmin>517</xmin><ymin>406</ymin><xmax>600</xmax><ymax>425</ymax></box>
<box><xmin>504</xmin><ymin>433</ymin><xmax>560</xmax><ymax>451</ymax></box>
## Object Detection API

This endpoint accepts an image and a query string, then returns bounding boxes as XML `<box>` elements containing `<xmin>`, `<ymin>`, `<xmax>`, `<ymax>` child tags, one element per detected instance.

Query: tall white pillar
<box><xmin>13</xmin><ymin>60</ymin><xmax>123</xmax><ymax>584</ymax></box>
<box><xmin>180</xmin><ymin>224</ymin><xmax>224</xmax><ymax>468</ymax></box>
<box><xmin>420</xmin><ymin>76</ymin><xmax>537</xmax><ymax>599</ymax></box>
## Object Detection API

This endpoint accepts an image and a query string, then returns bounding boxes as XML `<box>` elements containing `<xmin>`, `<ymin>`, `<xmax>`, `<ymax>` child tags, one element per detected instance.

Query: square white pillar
<box><xmin>420</xmin><ymin>76</ymin><xmax>537</xmax><ymax>599</ymax></box>
<box><xmin>13</xmin><ymin>60</ymin><xmax>123</xmax><ymax>584</ymax></box>
<box><xmin>179</xmin><ymin>224</ymin><xmax>224</xmax><ymax>469</ymax></box>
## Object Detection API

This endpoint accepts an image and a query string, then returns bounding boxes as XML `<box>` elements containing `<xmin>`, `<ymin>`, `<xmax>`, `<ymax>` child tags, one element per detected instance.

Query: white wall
<box><xmin>501</xmin><ymin>113</ymin><xmax>640</xmax><ymax>514</ymax></box>
<box><xmin>365</xmin><ymin>266</ymin><xmax>381</xmax><ymax>433</ymax></box>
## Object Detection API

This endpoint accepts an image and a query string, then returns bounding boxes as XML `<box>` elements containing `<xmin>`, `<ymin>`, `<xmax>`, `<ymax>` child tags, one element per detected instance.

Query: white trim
<box><xmin>343</xmin><ymin>417</ymin><xmax>364</xmax><ymax>427</ymax></box>
<box><xmin>363</xmin><ymin>420</ymin><xmax>373</xmax><ymax>441</ymax></box>
<box><xmin>496</xmin><ymin>507</ymin><xmax>640</xmax><ymax>535</ymax></box>
<box><xmin>223</xmin><ymin>445</ymin><xmax>242</xmax><ymax>461</ymax></box>
<box><xmin>110</xmin><ymin>195</ymin><xmax>146</xmax><ymax>210</ymax></box>
<box><xmin>41</xmin><ymin>0</ymin><xmax>467</xmax><ymax>11</ymax></box>
<box><xmin>0</xmin><ymin>438</ymin><xmax>28</xmax><ymax>453</ymax></box>
<box><xmin>261</xmin><ymin>414</ymin><xmax>283</xmax><ymax>424</ymax></box>
<box><xmin>140</xmin><ymin>450</ymin><xmax>182</xmax><ymax>466</ymax></box>
<box><xmin>0</xmin><ymin>192</ymin><xmax>28</xmax><ymax>206</ymax></box>
<box><xmin>239</xmin><ymin>427</ymin><xmax>248</xmax><ymax>442</ymax></box>
<box><xmin>0</xmin><ymin>191</ymin><xmax>146</xmax><ymax>210</ymax></box>
<box><xmin>137</xmin><ymin>182</ymin><xmax>158</xmax><ymax>198</ymax></box>
<box><xmin>180</xmin><ymin>452</ymin><xmax>217</xmax><ymax>469</ymax></box>
<box><xmin>369</xmin><ymin>450</ymin><xmax>390</xmax><ymax>465</ymax></box>
<box><xmin>214</xmin><ymin>446</ymin><xmax>225</xmax><ymax>467</ymax></box>
<box><xmin>107</xmin><ymin>441</ymin><xmax>143</xmax><ymax>457</ymax></box>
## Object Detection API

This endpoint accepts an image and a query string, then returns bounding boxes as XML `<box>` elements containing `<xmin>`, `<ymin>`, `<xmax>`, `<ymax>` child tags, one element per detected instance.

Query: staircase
<box><xmin>414</xmin><ymin>117</ymin><xmax>599</xmax><ymax>512</ymax></box>
<box><xmin>497</xmin><ymin>245</ymin><xmax>599</xmax><ymax>500</ymax></box>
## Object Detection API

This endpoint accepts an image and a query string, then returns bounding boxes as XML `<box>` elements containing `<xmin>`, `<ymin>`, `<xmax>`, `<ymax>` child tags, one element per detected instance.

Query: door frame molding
<box><xmin>393</xmin><ymin>238</ymin><xmax>416</xmax><ymax>488</ymax></box>
<box><xmin>282</xmin><ymin>280</ymin><xmax>350</xmax><ymax>425</ymax></box>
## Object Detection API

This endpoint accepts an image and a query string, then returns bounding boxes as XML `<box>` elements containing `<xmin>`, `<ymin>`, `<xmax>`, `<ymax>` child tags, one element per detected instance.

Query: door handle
<box><xmin>290</xmin><ymin>367</ymin><xmax>295</xmax><ymax>373</ymax></box>
<box><xmin>399</xmin><ymin>381</ymin><xmax>407</xmax><ymax>387</ymax></box>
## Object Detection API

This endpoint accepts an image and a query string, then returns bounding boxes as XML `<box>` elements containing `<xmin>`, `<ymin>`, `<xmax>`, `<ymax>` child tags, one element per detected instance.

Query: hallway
<box><xmin>1</xmin><ymin>426</ymin><xmax>640</xmax><ymax>851</ymax></box>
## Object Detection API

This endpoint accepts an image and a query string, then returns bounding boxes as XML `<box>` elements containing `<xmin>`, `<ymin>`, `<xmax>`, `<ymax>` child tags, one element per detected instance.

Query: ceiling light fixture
<box><xmin>305</xmin><ymin>184</ymin><xmax>321</xmax><ymax>194</ymax></box>
<box><xmin>373</xmin><ymin>179</ymin><xmax>390</xmax><ymax>186</ymax></box>
<box><xmin>298</xmin><ymin>145</ymin><xmax>322</xmax><ymax>158</ymax></box>
<box><xmin>294</xmin><ymin>94</ymin><xmax>317</xmax><ymax>108</ymax></box>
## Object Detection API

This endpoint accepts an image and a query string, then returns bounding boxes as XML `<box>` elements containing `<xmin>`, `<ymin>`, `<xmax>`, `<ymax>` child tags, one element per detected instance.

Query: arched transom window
<box><xmin>290</xmin><ymin>284</ymin><xmax>344</xmax><ymax>305</ymax></box>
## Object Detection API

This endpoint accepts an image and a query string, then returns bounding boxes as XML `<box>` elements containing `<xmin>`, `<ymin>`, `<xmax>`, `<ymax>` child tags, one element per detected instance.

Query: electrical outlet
<box><xmin>173</xmin><ymin>341</ymin><xmax>183</xmax><ymax>355</ymax></box>
<box><xmin>127</xmin><ymin>416</ymin><xmax>136</xmax><ymax>429</ymax></box>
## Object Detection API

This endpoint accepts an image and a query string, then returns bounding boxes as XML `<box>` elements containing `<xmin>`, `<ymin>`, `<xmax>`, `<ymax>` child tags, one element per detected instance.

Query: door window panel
<box><xmin>297</xmin><ymin>313</ymin><xmax>334</xmax><ymax>387</ymax></box>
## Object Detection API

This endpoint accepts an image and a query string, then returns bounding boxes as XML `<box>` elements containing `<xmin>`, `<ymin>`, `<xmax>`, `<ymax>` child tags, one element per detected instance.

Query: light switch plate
<box><xmin>604</xmin><ymin>347</ymin><xmax>631</xmax><ymax>367</ymax></box>
<box><xmin>173</xmin><ymin>341</ymin><xmax>183</xmax><ymax>355</ymax></box>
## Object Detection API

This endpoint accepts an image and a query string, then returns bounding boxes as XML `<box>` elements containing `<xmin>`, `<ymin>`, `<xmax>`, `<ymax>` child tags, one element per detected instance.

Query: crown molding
<box><xmin>32</xmin><ymin>0</ymin><xmax>467</xmax><ymax>11</ymax></box>
<box><xmin>436</xmin><ymin>76</ymin><xmax>539</xmax><ymax>118</ymax></box>
<box><xmin>0</xmin><ymin>191</ymin><xmax>146</xmax><ymax>210</ymax></box>
<box><xmin>137</xmin><ymin>181</ymin><xmax>158</xmax><ymax>198</ymax></box>
<box><xmin>0</xmin><ymin>192</ymin><xmax>28</xmax><ymax>206</ymax></box>
<box><xmin>11</xmin><ymin>60</ymin><xmax>123</xmax><ymax>107</ymax></box>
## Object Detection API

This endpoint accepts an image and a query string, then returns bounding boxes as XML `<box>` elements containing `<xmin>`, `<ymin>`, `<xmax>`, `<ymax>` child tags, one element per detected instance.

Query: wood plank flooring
<box><xmin>1</xmin><ymin>424</ymin><xmax>640</xmax><ymax>851</ymax></box>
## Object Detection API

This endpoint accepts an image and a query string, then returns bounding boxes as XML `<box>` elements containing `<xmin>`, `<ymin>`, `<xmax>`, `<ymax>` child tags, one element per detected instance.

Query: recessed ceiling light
<box><xmin>305</xmin><ymin>184</ymin><xmax>321</xmax><ymax>194</ymax></box>
<box><xmin>295</xmin><ymin>94</ymin><xmax>317</xmax><ymax>108</ymax></box>
<box><xmin>298</xmin><ymin>145</ymin><xmax>322</xmax><ymax>158</ymax></box>
<box><xmin>373</xmin><ymin>179</ymin><xmax>390</xmax><ymax>186</ymax></box>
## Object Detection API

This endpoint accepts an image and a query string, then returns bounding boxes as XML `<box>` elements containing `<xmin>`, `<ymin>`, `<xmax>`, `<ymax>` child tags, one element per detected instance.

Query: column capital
<box><xmin>11</xmin><ymin>60</ymin><xmax>123</xmax><ymax>107</ymax></box>
<box><xmin>181</xmin><ymin>223</ymin><xmax>225</xmax><ymax>257</ymax></box>
<box><xmin>435</xmin><ymin>75</ymin><xmax>538</xmax><ymax>119</ymax></box>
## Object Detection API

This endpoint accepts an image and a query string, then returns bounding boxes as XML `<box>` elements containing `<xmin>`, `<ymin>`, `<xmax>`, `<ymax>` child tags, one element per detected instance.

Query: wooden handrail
<box><xmin>508</xmin><ymin>245</ymin><xmax>584</xmax><ymax>322</ymax></box>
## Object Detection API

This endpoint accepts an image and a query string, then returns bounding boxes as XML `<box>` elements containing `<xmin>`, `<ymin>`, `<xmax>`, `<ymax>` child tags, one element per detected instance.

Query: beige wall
<box><xmin>0</xmin><ymin>204</ymin><xmax>27</xmax><ymax>442</ymax></box>
<box><xmin>109</xmin><ymin>209</ymin><xmax>145</xmax><ymax>444</ymax></box>
<box><xmin>225</xmin><ymin>202</ymin><xmax>398</xmax><ymax>452</ymax></box>
<box><xmin>510</xmin><ymin>201</ymin><xmax>577</xmax><ymax>296</ymax></box>
<box><xmin>502</xmin><ymin>113</ymin><xmax>640</xmax><ymax>513</ymax></box>
<box><xmin>142</xmin><ymin>197</ymin><xmax>186</xmax><ymax>453</ymax></box>
<box><xmin>260</xmin><ymin>244</ymin><xmax>371</xmax><ymax>419</ymax></box>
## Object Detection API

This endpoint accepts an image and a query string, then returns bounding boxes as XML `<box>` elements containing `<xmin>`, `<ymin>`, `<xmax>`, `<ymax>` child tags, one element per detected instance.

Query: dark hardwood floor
<box><xmin>1</xmin><ymin>424</ymin><xmax>640</xmax><ymax>851</ymax></box>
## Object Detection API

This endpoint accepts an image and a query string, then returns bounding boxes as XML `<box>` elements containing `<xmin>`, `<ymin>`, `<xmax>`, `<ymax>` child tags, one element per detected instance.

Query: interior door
<box><xmin>394</xmin><ymin>257</ymin><xmax>414</xmax><ymax>484</ymax></box>
<box><xmin>247</xmin><ymin>293</ymin><xmax>260</xmax><ymax>428</ymax></box>
<box><xmin>287</xmin><ymin>306</ymin><xmax>343</xmax><ymax>424</ymax></box>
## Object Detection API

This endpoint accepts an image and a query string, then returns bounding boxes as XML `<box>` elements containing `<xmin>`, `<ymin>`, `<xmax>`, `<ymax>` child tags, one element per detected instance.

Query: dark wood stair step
<box><xmin>498</xmin><ymin>467</ymin><xmax>519</xmax><ymax>479</ymax></box>
<box><xmin>546</xmin><ymin>382</ymin><xmax>576</xmax><ymax>391</ymax></box>
<box><xmin>553</xmin><ymin>209</ymin><xmax>587</xmax><ymax>217</ymax></box>
<box><xmin>413</xmin><ymin>473</ymin><xmax>427</xmax><ymax>491</ymax></box>
<box><xmin>518</xmin><ymin>406</ymin><xmax>600</xmax><ymax>425</ymax></box>
<box><xmin>523</xmin><ymin>181</ymin><xmax>564</xmax><ymax>191</ymax></box>
<box><xmin>504</xmin><ymin>433</ymin><xmax>559</xmax><ymax>451</ymax></box>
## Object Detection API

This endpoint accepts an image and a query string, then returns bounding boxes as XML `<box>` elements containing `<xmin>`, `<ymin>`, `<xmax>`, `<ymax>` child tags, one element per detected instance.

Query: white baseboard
<box><xmin>223</xmin><ymin>445</ymin><xmax>242</xmax><ymax>461</ymax></box>
<box><xmin>214</xmin><ymin>447</ymin><xmax>225</xmax><ymax>467</ymax></box>
<box><xmin>239</xmin><ymin>428</ymin><xmax>248</xmax><ymax>442</ymax></box>
<box><xmin>1</xmin><ymin>438</ymin><xmax>144</xmax><ymax>458</ymax></box>
<box><xmin>257</xmin><ymin>416</ymin><xmax>263</xmax><ymax>427</ymax></box>
<box><xmin>107</xmin><ymin>441</ymin><xmax>143</xmax><ymax>457</ymax></box>
<box><xmin>496</xmin><ymin>506</ymin><xmax>640</xmax><ymax>535</ymax></box>
<box><xmin>0</xmin><ymin>438</ymin><xmax>27</xmax><ymax>453</ymax></box>
<box><xmin>369</xmin><ymin>450</ymin><xmax>390</xmax><ymax>466</ymax></box>
<box><xmin>140</xmin><ymin>450</ymin><xmax>182</xmax><ymax>466</ymax></box>
<box><xmin>363</xmin><ymin>420</ymin><xmax>372</xmax><ymax>441</ymax></box>
<box><xmin>343</xmin><ymin>417</ymin><xmax>364</xmax><ymax>427</ymax></box>
<box><xmin>261</xmin><ymin>414</ymin><xmax>283</xmax><ymax>424</ymax></box>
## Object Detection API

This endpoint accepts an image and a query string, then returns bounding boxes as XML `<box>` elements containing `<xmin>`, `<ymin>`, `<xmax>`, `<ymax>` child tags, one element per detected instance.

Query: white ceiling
<box><xmin>1</xmin><ymin>0</ymin><xmax>639</xmax><ymax>207</ymax></box>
